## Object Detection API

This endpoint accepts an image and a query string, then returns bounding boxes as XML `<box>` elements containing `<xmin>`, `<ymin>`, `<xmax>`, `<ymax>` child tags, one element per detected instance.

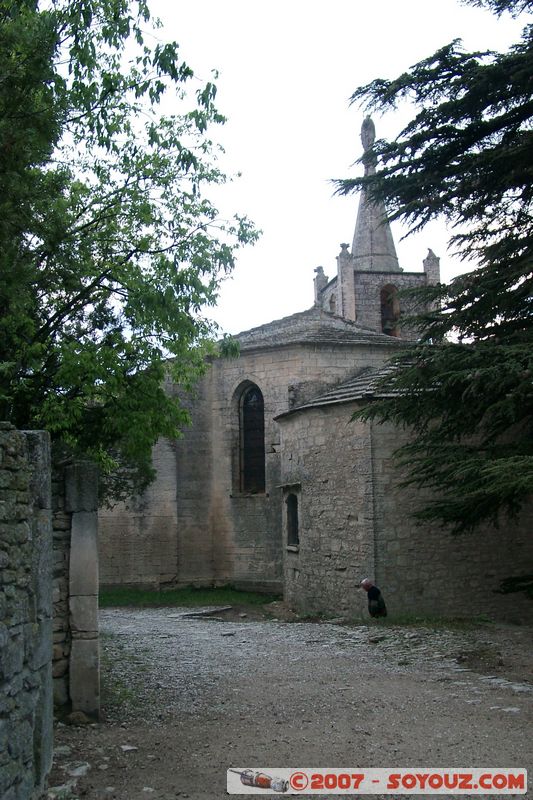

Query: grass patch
<box><xmin>99</xmin><ymin>584</ymin><xmax>280</xmax><ymax>608</ymax></box>
<box><xmin>369</xmin><ymin>613</ymin><xmax>495</xmax><ymax>630</ymax></box>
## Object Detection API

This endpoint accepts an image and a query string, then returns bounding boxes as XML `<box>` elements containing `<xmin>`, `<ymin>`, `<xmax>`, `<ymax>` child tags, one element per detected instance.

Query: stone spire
<box><xmin>351</xmin><ymin>117</ymin><xmax>400</xmax><ymax>272</ymax></box>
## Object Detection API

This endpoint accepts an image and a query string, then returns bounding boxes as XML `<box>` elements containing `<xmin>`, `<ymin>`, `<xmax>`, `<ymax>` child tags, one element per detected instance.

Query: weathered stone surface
<box><xmin>34</xmin><ymin>664</ymin><xmax>54</xmax><ymax>788</ymax></box>
<box><xmin>70</xmin><ymin>638</ymin><xmax>100</xmax><ymax>717</ymax></box>
<box><xmin>65</xmin><ymin>462</ymin><xmax>98</xmax><ymax>513</ymax></box>
<box><xmin>53</xmin><ymin>658</ymin><xmax>69</xmax><ymax>678</ymax></box>
<box><xmin>0</xmin><ymin>428</ymin><xmax>53</xmax><ymax>798</ymax></box>
<box><xmin>0</xmin><ymin>628</ymin><xmax>24</xmax><ymax>680</ymax></box>
<box><xmin>70</xmin><ymin>595</ymin><xmax>98</xmax><ymax>634</ymax></box>
<box><xmin>23</xmin><ymin>430</ymin><xmax>52</xmax><ymax>510</ymax></box>
<box><xmin>53</xmin><ymin>676</ymin><xmax>69</xmax><ymax>707</ymax></box>
<box><xmin>69</xmin><ymin>511</ymin><xmax>98</xmax><ymax>596</ymax></box>
<box><xmin>28</xmin><ymin>617</ymin><xmax>53</xmax><ymax>671</ymax></box>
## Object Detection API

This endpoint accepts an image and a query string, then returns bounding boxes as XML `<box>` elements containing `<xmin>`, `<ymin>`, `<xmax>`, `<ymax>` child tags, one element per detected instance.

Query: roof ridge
<box><xmin>275</xmin><ymin>362</ymin><xmax>399</xmax><ymax>419</ymax></box>
<box><xmin>231</xmin><ymin>306</ymin><xmax>383</xmax><ymax>340</ymax></box>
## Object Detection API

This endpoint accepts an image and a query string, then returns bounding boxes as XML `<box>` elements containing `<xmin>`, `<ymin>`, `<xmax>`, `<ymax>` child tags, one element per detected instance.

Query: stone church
<box><xmin>99</xmin><ymin>119</ymin><xmax>532</xmax><ymax>621</ymax></box>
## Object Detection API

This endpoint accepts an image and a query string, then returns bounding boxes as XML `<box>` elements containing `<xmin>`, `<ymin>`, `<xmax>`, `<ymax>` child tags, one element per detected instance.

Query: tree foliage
<box><xmin>336</xmin><ymin>0</ymin><xmax>533</xmax><ymax>533</ymax></box>
<box><xmin>0</xmin><ymin>0</ymin><xmax>257</xmax><ymax>498</ymax></box>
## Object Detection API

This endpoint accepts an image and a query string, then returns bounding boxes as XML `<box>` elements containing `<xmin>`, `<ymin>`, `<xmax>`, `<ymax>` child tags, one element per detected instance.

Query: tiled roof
<box><xmin>234</xmin><ymin>307</ymin><xmax>407</xmax><ymax>350</ymax></box>
<box><xmin>275</xmin><ymin>363</ymin><xmax>398</xmax><ymax>419</ymax></box>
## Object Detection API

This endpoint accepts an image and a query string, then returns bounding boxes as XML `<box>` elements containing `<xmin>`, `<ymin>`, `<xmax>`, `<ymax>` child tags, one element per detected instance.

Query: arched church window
<box><xmin>240</xmin><ymin>385</ymin><xmax>265</xmax><ymax>493</ymax></box>
<box><xmin>380</xmin><ymin>284</ymin><xmax>400</xmax><ymax>337</ymax></box>
<box><xmin>329</xmin><ymin>293</ymin><xmax>337</xmax><ymax>314</ymax></box>
<box><xmin>286</xmin><ymin>493</ymin><xmax>299</xmax><ymax>547</ymax></box>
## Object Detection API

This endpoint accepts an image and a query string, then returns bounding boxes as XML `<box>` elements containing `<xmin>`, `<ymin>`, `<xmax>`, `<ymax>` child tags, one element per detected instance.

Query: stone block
<box><xmin>53</xmin><ymin>512</ymin><xmax>71</xmax><ymax>531</ymax></box>
<box><xmin>0</xmin><ymin>761</ymin><xmax>20</xmax><ymax>796</ymax></box>
<box><xmin>65</xmin><ymin>462</ymin><xmax>98</xmax><ymax>513</ymax></box>
<box><xmin>3</xmin><ymin>521</ymin><xmax>31</xmax><ymax>545</ymax></box>
<box><xmin>15</xmin><ymin>771</ymin><xmax>35</xmax><ymax>800</ymax></box>
<box><xmin>70</xmin><ymin>638</ymin><xmax>100</xmax><ymax>718</ymax></box>
<box><xmin>69</xmin><ymin>512</ymin><xmax>98</xmax><ymax>596</ymax></box>
<box><xmin>0</xmin><ymin>628</ymin><xmax>24</xmax><ymax>680</ymax></box>
<box><xmin>53</xmin><ymin>676</ymin><xmax>69</xmax><ymax>707</ymax></box>
<box><xmin>6</xmin><ymin>589</ymin><xmax>29</xmax><ymax>627</ymax></box>
<box><xmin>17</xmin><ymin>685</ymin><xmax>38</xmax><ymax>717</ymax></box>
<box><xmin>52</xmin><ymin>644</ymin><xmax>64</xmax><ymax>661</ymax></box>
<box><xmin>0</xmin><ymin>718</ymin><xmax>7</xmax><ymax>753</ymax></box>
<box><xmin>31</xmin><ymin>511</ymin><xmax>53</xmax><ymax>618</ymax></box>
<box><xmin>33</xmin><ymin>664</ymin><xmax>53</xmax><ymax>789</ymax></box>
<box><xmin>22</xmin><ymin>431</ymin><xmax>51</xmax><ymax>510</ymax></box>
<box><xmin>70</xmin><ymin>595</ymin><xmax>98</xmax><ymax>634</ymax></box>
<box><xmin>27</xmin><ymin>618</ymin><xmax>52</xmax><ymax>671</ymax></box>
<box><xmin>52</xmin><ymin>658</ymin><xmax>68</xmax><ymax>678</ymax></box>
<box><xmin>52</xmin><ymin>617</ymin><xmax>67</xmax><ymax>634</ymax></box>
<box><xmin>7</xmin><ymin>719</ymin><xmax>32</xmax><ymax>760</ymax></box>
<box><xmin>4</xmin><ymin>672</ymin><xmax>24</xmax><ymax>700</ymax></box>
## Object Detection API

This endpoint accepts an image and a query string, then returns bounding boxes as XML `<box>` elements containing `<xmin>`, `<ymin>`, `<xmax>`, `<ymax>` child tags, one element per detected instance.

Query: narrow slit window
<box><xmin>286</xmin><ymin>493</ymin><xmax>299</xmax><ymax>547</ymax></box>
<box><xmin>240</xmin><ymin>385</ymin><xmax>265</xmax><ymax>493</ymax></box>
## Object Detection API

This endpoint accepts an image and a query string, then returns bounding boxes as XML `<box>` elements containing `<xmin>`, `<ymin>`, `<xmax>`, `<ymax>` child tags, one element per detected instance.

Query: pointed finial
<box><xmin>361</xmin><ymin>116</ymin><xmax>375</xmax><ymax>152</ymax></box>
<box><xmin>351</xmin><ymin>117</ymin><xmax>400</xmax><ymax>271</ymax></box>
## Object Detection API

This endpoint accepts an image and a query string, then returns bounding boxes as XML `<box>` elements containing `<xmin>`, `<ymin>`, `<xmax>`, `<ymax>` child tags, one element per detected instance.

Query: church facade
<box><xmin>99</xmin><ymin>119</ymin><xmax>532</xmax><ymax>621</ymax></box>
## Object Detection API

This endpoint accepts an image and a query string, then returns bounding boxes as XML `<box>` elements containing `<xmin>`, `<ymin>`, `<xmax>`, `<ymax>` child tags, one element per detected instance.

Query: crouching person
<box><xmin>360</xmin><ymin>578</ymin><xmax>387</xmax><ymax>618</ymax></box>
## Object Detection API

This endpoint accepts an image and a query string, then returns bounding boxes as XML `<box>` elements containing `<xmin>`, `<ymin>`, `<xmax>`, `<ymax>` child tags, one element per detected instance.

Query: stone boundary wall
<box><xmin>0</xmin><ymin>423</ymin><xmax>53</xmax><ymax>800</ymax></box>
<box><xmin>51</xmin><ymin>465</ymin><xmax>71</xmax><ymax>708</ymax></box>
<box><xmin>52</xmin><ymin>462</ymin><xmax>100</xmax><ymax>718</ymax></box>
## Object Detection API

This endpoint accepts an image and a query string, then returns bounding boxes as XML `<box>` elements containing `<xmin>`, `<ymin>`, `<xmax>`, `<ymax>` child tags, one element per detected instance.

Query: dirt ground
<box><xmin>48</xmin><ymin>604</ymin><xmax>533</xmax><ymax>799</ymax></box>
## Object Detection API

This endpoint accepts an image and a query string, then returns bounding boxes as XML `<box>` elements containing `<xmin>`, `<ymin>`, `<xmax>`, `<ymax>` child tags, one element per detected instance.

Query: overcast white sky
<box><xmin>150</xmin><ymin>0</ymin><xmax>525</xmax><ymax>335</ymax></box>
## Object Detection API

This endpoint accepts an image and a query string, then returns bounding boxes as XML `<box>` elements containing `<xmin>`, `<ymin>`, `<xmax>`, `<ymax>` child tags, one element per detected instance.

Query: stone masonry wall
<box><xmin>372</xmin><ymin>420</ymin><xmax>533</xmax><ymax>622</ymax></box>
<box><xmin>192</xmin><ymin>340</ymin><xmax>399</xmax><ymax>593</ymax></box>
<box><xmin>99</xmin><ymin>437</ymin><xmax>179</xmax><ymax>590</ymax></box>
<box><xmin>278</xmin><ymin>407</ymin><xmax>374</xmax><ymax>619</ymax></box>
<box><xmin>98</xmin><ymin>339</ymin><xmax>398</xmax><ymax>591</ymax></box>
<box><xmin>278</xmin><ymin>404</ymin><xmax>533</xmax><ymax>622</ymax></box>
<box><xmin>0</xmin><ymin>424</ymin><xmax>53</xmax><ymax>800</ymax></box>
<box><xmin>354</xmin><ymin>270</ymin><xmax>427</xmax><ymax>337</ymax></box>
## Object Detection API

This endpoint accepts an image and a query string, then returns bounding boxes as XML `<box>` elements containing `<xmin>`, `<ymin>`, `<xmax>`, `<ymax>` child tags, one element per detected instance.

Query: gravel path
<box><xmin>49</xmin><ymin>608</ymin><xmax>533</xmax><ymax>799</ymax></box>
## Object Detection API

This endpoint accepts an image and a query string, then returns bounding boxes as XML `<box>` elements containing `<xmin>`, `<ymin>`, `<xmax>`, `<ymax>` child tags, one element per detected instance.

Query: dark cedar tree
<box><xmin>336</xmin><ymin>0</ymin><xmax>533</xmax><ymax>592</ymax></box>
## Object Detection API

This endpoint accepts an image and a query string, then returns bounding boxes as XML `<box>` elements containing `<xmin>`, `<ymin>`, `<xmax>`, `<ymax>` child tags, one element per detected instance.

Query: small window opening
<box><xmin>240</xmin><ymin>385</ymin><xmax>265</xmax><ymax>493</ymax></box>
<box><xmin>380</xmin><ymin>284</ymin><xmax>400</xmax><ymax>336</ymax></box>
<box><xmin>329</xmin><ymin>294</ymin><xmax>337</xmax><ymax>314</ymax></box>
<box><xmin>286</xmin><ymin>493</ymin><xmax>299</xmax><ymax>547</ymax></box>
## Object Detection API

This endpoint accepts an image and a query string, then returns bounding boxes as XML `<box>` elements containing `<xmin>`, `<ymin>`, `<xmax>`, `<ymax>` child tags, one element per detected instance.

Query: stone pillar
<box><xmin>313</xmin><ymin>266</ymin><xmax>328</xmax><ymax>306</ymax></box>
<box><xmin>423</xmin><ymin>248</ymin><xmax>440</xmax><ymax>284</ymax></box>
<box><xmin>66</xmin><ymin>462</ymin><xmax>100</xmax><ymax>718</ymax></box>
<box><xmin>336</xmin><ymin>243</ymin><xmax>356</xmax><ymax>322</ymax></box>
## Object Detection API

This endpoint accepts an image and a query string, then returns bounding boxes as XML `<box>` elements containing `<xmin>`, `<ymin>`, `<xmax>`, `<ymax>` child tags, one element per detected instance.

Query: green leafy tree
<box><xmin>336</xmin><ymin>0</ymin><xmax>533</xmax><ymax>539</ymax></box>
<box><xmin>0</xmin><ymin>0</ymin><xmax>257</xmax><ymax>497</ymax></box>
